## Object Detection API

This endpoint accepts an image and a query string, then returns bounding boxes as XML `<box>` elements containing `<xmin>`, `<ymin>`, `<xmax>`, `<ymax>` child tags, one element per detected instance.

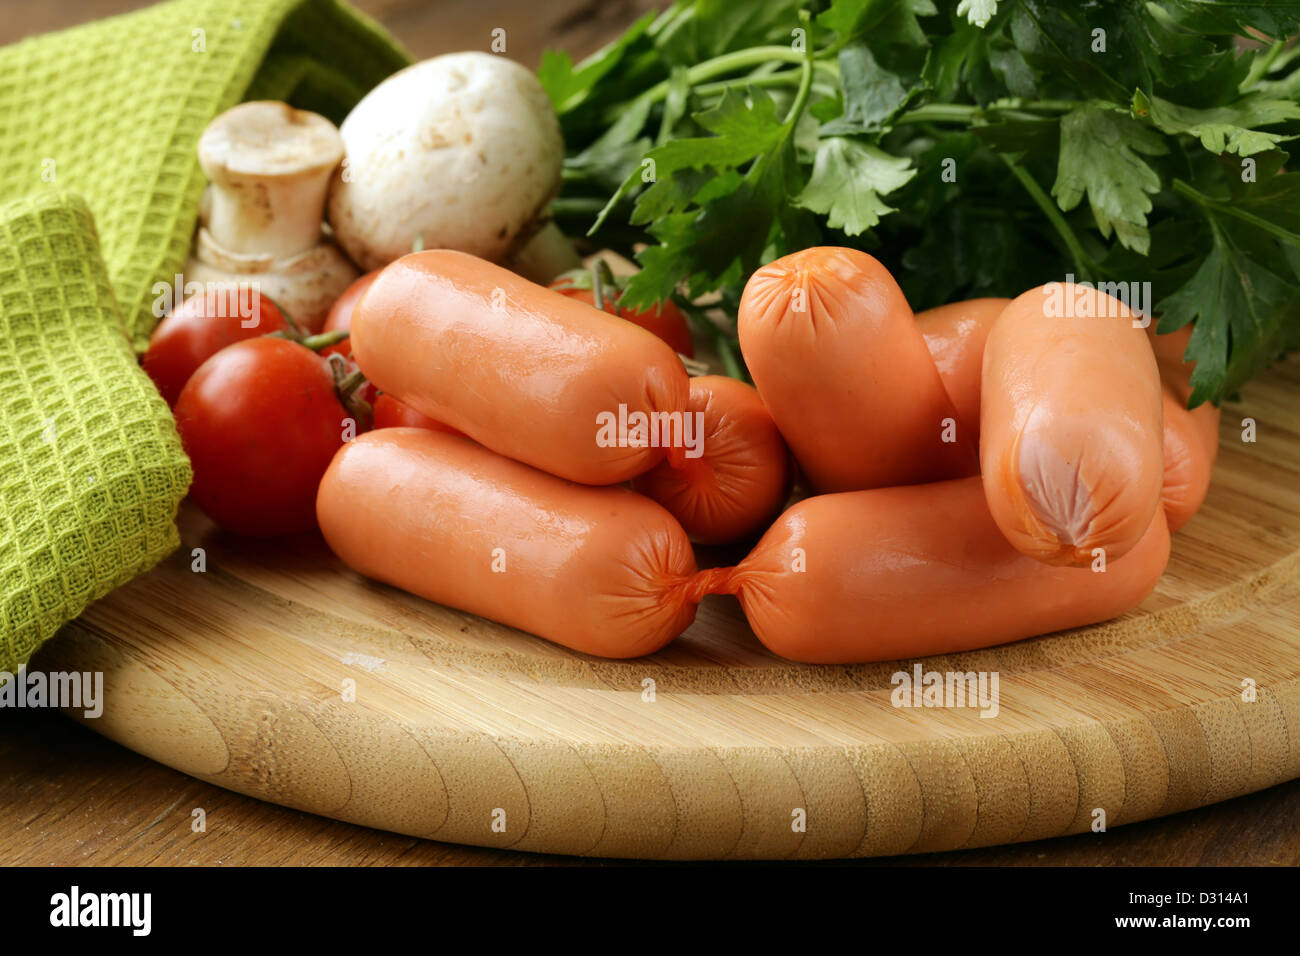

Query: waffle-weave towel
<box><xmin>0</xmin><ymin>0</ymin><xmax>408</xmax><ymax>675</ymax></box>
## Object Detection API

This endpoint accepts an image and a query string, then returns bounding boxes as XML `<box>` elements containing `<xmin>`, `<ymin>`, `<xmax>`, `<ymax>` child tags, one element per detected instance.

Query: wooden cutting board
<box><xmin>33</xmin><ymin>360</ymin><xmax>1300</xmax><ymax>860</ymax></box>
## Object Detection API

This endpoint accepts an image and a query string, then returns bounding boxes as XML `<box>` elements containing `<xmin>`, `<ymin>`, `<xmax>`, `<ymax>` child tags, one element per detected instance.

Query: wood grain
<box><xmin>28</xmin><ymin>358</ymin><xmax>1300</xmax><ymax>859</ymax></box>
<box><xmin>3</xmin><ymin>705</ymin><xmax>1297</xmax><ymax>865</ymax></box>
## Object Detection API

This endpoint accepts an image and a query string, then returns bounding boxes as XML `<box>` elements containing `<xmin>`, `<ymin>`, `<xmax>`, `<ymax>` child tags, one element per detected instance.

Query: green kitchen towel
<box><xmin>0</xmin><ymin>191</ymin><xmax>192</xmax><ymax>674</ymax></box>
<box><xmin>0</xmin><ymin>0</ymin><xmax>410</xmax><ymax>677</ymax></box>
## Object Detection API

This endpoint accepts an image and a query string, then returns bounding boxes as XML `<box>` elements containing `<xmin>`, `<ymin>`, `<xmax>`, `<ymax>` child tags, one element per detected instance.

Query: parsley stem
<box><xmin>716</xmin><ymin>335</ymin><xmax>748</xmax><ymax>381</ymax></box>
<box><xmin>550</xmin><ymin>196</ymin><xmax>610</xmax><ymax>215</ymax></box>
<box><xmin>894</xmin><ymin>104</ymin><xmax>979</xmax><ymax>125</ymax></box>
<box><xmin>784</xmin><ymin>47</ymin><xmax>814</xmax><ymax>127</ymax></box>
<box><xmin>671</xmin><ymin>294</ymin><xmax>749</xmax><ymax>381</ymax></box>
<box><xmin>1007</xmin><ymin>98</ymin><xmax>1082</xmax><ymax>113</ymax></box>
<box><xmin>1001</xmin><ymin>155</ymin><xmax>1097</xmax><ymax>280</ymax></box>
<box><xmin>636</xmin><ymin>47</ymin><xmax>809</xmax><ymax>107</ymax></box>
<box><xmin>693</xmin><ymin>70</ymin><xmax>834</xmax><ymax>100</ymax></box>
<box><xmin>1242</xmin><ymin>40</ymin><xmax>1286</xmax><ymax>89</ymax></box>
<box><xmin>896</xmin><ymin>99</ymin><xmax>1075</xmax><ymax>126</ymax></box>
<box><xmin>1172</xmin><ymin>179</ymin><xmax>1300</xmax><ymax>249</ymax></box>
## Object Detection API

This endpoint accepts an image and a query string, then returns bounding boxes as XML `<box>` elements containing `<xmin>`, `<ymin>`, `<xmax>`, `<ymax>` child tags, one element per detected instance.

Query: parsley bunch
<box><xmin>540</xmin><ymin>0</ymin><xmax>1300</xmax><ymax>406</ymax></box>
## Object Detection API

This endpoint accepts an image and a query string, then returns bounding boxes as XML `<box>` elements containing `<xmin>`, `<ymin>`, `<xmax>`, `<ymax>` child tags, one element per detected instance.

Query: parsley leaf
<box><xmin>821</xmin><ymin>44</ymin><xmax>923</xmax><ymax>134</ymax></box>
<box><xmin>1235</xmin><ymin>172</ymin><xmax>1300</xmax><ymax>236</ymax></box>
<box><xmin>641</xmin><ymin>87</ymin><xmax>786</xmax><ymax>179</ymax></box>
<box><xmin>817</xmin><ymin>0</ymin><xmax>937</xmax><ymax>49</ymax></box>
<box><xmin>1052</xmin><ymin>106</ymin><xmax>1167</xmax><ymax>254</ymax></box>
<box><xmin>794</xmin><ymin>137</ymin><xmax>915</xmax><ymax>235</ymax></box>
<box><xmin>538</xmin><ymin>12</ymin><xmax>657</xmax><ymax>115</ymax></box>
<box><xmin>1134</xmin><ymin>89</ymin><xmax>1300</xmax><ymax>156</ymax></box>
<box><xmin>1161</xmin><ymin>216</ymin><xmax>1295</xmax><ymax>406</ymax></box>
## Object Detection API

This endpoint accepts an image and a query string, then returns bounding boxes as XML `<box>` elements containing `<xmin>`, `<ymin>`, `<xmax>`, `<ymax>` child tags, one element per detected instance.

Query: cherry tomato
<box><xmin>549</xmin><ymin>281</ymin><xmax>695</xmax><ymax>357</ymax></box>
<box><xmin>144</xmin><ymin>285</ymin><xmax>290</xmax><ymax>405</ymax></box>
<box><xmin>616</xmin><ymin>298</ymin><xmax>695</xmax><ymax>358</ymax></box>
<box><xmin>550</xmin><ymin>282</ymin><xmax>618</xmax><ymax>315</ymax></box>
<box><xmin>323</xmin><ymin>270</ymin><xmax>380</xmax><ymax>334</ymax></box>
<box><xmin>373</xmin><ymin>393</ymin><xmax>462</xmax><ymax>435</ymax></box>
<box><xmin>174</xmin><ymin>337</ymin><xmax>355</xmax><ymax>536</ymax></box>
<box><xmin>317</xmin><ymin>271</ymin><xmax>383</xmax><ymax>407</ymax></box>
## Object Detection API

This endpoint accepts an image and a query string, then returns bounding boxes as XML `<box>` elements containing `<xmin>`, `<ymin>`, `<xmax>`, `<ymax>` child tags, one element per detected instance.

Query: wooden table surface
<box><xmin>2</xmin><ymin>0</ymin><xmax>1298</xmax><ymax>867</ymax></box>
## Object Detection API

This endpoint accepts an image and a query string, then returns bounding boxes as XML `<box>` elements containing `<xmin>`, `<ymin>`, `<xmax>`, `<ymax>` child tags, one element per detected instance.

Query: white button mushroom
<box><xmin>186</xmin><ymin>101</ymin><xmax>360</xmax><ymax>331</ymax></box>
<box><xmin>326</xmin><ymin>52</ymin><xmax>566</xmax><ymax>272</ymax></box>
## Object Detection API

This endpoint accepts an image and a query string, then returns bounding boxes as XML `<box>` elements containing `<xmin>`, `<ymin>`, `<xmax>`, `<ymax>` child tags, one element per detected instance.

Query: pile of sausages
<box><xmin>315</xmin><ymin>247</ymin><xmax>1219</xmax><ymax>663</ymax></box>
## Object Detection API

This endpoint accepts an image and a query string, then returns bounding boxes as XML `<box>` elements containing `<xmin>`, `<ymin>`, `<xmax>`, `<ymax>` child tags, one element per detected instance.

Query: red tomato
<box><xmin>617</xmin><ymin>299</ymin><xmax>695</xmax><ymax>358</ymax></box>
<box><xmin>323</xmin><ymin>270</ymin><xmax>380</xmax><ymax>334</ymax></box>
<box><xmin>318</xmin><ymin>271</ymin><xmax>383</xmax><ymax>407</ymax></box>
<box><xmin>550</xmin><ymin>282</ymin><xmax>618</xmax><ymax>315</ymax></box>
<box><xmin>373</xmin><ymin>393</ymin><xmax>462</xmax><ymax>435</ymax></box>
<box><xmin>549</xmin><ymin>281</ymin><xmax>695</xmax><ymax>357</ymax></box>
<box><xmin>174</xmin><ymin>337</ymin><xmax>356</xmax><ymax>536</ymax></box>
<box><xmin>143</xmin><ymin>285</ymin><xmax>290</xmax><ymax>405</ymax></box>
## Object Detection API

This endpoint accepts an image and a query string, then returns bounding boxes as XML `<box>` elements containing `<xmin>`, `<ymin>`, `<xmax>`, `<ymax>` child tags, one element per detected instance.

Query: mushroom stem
<box><xmin>507</xmin><ymin>222</ymin><xmax>582</xmax><ymax>285</ymax></box>
<box><xmin>189</xmin><ymin>101</ymin><xmax>359</xmax><ymax>332</ymax></box>
<box><xmin>198</xmin><ymin>101</ymin><xmax>345</xmax><ymax>260</ymax></box>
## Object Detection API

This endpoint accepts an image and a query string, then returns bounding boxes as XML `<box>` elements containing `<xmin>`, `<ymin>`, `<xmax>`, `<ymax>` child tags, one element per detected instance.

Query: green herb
<box><xmin>541</xmin><ymin>0</ymin><xmax>1300</xmax><ymax>406</ymax></box>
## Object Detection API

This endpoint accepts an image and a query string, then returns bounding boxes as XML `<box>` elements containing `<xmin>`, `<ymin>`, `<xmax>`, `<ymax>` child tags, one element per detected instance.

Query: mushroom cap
<box><xmin>199</xmin><ymin>101</ymin><xmax>344</xmax><ymax>182</ymax></box>
<box><xmin>327</xmin><ymin>52</ymin><xmax>564</xmax><ymax>271</ymax></box>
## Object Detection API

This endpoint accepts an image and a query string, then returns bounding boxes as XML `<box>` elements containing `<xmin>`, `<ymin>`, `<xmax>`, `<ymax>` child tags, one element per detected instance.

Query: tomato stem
<box><xmin>588</xmin><ymin>257</ymin><xmax>623</xmax><ymax>313</ymax></box>
<box><xmin>328</xmin><ymin>356</ymin><xmax>374</xmax><ymax>432</ymax></box>
<box><xmin>335</xmin><ymin>367</ymin><xmax>368</xmax><ymax>398</ymax></box>
<box><xmin>299</xmin><ymin>329</ymin><xmax>351</xmax><ymax>352</ymax></box>
<box><xmin>590</xmin><ymin>260</ymin><xmax>608</xmax><ymax>311</ymax></box>
<box><xmin>679</xmin><ymin>354</ymin><xmax>710</xmax><ymax>377</ymax></box>
<box><xmin>595</xmin><ymin>258</ymin><xmax>619</xmax><ymax>293</ymax></box>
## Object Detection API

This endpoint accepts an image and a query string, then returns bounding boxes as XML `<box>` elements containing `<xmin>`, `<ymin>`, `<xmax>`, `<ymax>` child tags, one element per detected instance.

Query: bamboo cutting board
<box><xmin>33</xmin><ymin>359</ymin><xmax>1300</xmax><ymax>860</ymax></box>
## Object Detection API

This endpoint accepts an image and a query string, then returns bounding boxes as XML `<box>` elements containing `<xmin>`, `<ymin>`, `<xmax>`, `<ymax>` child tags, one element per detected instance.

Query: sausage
<box><xmin>915</xmin><ymin>297</ymin><xmax>1011</xmax><ymax>451</ymax></box>
<box><xmin>980</xmin><ymin>283</ymin><xmax>1164</xmax><ymax>566</ymax></box>
<box><xmin>921</xmin><ymin>301</ymin><xmax>1218</xmax><ymax>530</ymax></box>
<box><xmin>738</xmin><ymin>247</ymin><xmax>975</xmax><ymax>493</ymax></box>
<box><xmin>372</xmin><ymin>393</ymin><xmax>461</xmax><ymax>435</ymax></box>
<box><xmin>713</xmin><ymin>477</ymin><xmax>1170</xmax><ymax>663</ymax></box>
<box><xmin>1147</xmin><ymin>324</ymin><xmax>1220</xmax><ymax>531</ymax></box>
<box><xmin>631</xmin><ymin>375</ymin><xmax>790</xmax><ymax>544</ymax></box>
<box><xmin>1159</xmin><ymin>387</ymin><xmax>1214</xmax><ymax>532</ymax></box>
<box><xmin>350</xmin><ymin>250</ymin><xmax>690</xmax><ymax>485</ymax></box>
<box><xmin>317</xmin><ymin>428</ymin><xmax>708</xmax><ymax>658</ymax></box>
<box><xmin>1147</xmin><ymin>323</ymin><xmax>1221</xmax><ymax>463</ymax></box>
